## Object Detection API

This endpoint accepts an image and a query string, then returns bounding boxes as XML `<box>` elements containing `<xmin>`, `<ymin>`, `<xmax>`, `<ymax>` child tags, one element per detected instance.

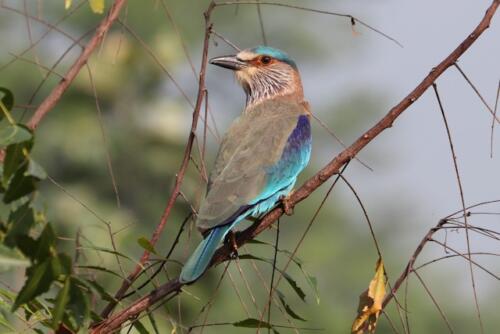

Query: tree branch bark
<box><xmin>26</xmin><ymin>0</ymin><xmax>127</xmax><ymax>130</ymax></box>
<box><xmin>92</xmin><ymin>0</ymin><xmax>499</xmax><ymax>332</ymax></box>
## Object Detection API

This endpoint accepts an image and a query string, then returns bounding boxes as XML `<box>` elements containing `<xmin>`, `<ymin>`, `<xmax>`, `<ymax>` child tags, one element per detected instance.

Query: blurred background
<box><xmin>0</xmin><ymin>0</ymin><xmax>499</xmax><ymax>333</ymax></box>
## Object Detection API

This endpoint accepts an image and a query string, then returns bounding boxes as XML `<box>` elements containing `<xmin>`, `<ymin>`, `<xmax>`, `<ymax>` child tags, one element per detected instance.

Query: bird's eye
<box><xmin>261</xmin><ymin>56</ymin><xmax>272</xmax><ymax>64</ymax></box>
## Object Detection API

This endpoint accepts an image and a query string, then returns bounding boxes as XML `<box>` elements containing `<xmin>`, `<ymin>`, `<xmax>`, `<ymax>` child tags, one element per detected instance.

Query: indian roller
<box><xmin>179</xmin><ymin>46</ymin><xmax>312</xmax><ymax>283</ymax></box>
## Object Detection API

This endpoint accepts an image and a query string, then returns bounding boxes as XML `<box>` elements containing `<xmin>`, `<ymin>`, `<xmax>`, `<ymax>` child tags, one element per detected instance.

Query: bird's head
<box><xmin>210</xmin><ymin>46</ymin><xmax>303</xmax><ymax>106</ymax></box>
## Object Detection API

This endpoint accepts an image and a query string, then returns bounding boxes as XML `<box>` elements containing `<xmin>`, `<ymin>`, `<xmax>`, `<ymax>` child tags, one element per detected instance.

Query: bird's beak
<box><xmin>209</xmin><ymin>55</ymin><xmax>247</xmax><ymax>71</ymax></box>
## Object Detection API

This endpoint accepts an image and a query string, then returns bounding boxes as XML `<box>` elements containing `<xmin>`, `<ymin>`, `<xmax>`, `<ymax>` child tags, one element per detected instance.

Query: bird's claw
<box><xmin>280</xmin><ymin>194</ymin><xmax>294</xmax><ymax>216</ymax></box>
<box><xmin>225</xmin><ymin>231</ymin><xmax>239</xmax><ymax>259</ymax></box>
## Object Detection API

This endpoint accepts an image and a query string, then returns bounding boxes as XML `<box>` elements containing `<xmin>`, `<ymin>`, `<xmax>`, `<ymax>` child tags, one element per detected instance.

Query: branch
<box><xmin>92</xmin><ymin>0</ymin><xmax>499</xmax><ymax>332</ymax></box>
<box><xmin>98</xmin><ymin>1</ymin><xmax>217</xmax><ymax>319</ymax></box>
<box><xmin>382</xmin><ymin>219</ymin><xmax>446</xmax><ymax>309</ymax></box>
<box><xmin>26</xmin><ymin>0</ymin><xmax>127</xmax><ymax>129</ymax></box>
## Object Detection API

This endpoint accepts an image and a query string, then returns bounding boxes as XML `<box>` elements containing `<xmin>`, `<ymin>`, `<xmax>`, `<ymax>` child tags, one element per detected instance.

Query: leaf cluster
<box><xmin>0</xmin><ymin>87</ymin><xmax>99</xmax><ymax>332</ymax></box>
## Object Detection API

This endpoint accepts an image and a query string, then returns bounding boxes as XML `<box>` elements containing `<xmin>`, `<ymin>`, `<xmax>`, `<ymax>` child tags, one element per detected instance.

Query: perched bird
<box><xmin>179</xmin><ymin>46</ymin><xmax>312</xmax><ymax>283</ymax></box>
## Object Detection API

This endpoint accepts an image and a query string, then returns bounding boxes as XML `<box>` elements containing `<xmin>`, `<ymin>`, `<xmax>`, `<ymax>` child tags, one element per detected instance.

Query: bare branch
<box><xmin>26</xmin><ymin>0</ymin><xmax>127</xmax><ymax>129</ymax></box>
<box><xmin>432</xmin><ymin>83</ymin><xmax>483</xmax><ymax>332</ymax></box>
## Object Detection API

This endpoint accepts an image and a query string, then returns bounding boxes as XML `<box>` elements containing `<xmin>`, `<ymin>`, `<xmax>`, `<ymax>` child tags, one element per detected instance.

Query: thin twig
<box><xmin>211</xmin><ymin>29</ymin><xmax>241</xmax><ymax>51</ymax></box>
<box><xmin>21</xmin><ymin>28</ymin><xmax>93</xmax><ymax>122</ymax></box>
<box><xmin>490</xmin><ymin>80</ymin><xmax>500</xmax><ymax>157</ymax></box>
<box><xmin>339</xmin><ymin>175</ymin><xmax>381</xmax><ymax>257</ymax></box>
<box><xmin>413</xmin><ymin>270</ymin><xmax>454</xmax><ymax>333</ymax></box>
<box><xmin>429</xmin><ymin>239</ymin><xmax>500</xmax><ymax>280</ymax></box>
<box><xmin>454</xmin><ymin>63</ymin><xmax>498</xmax><ymax>122</ymax></box>
<box><xmin>310</xmin><ymin>111</ymin><xmax>373</xmax><ymax>171</ymax></box>
<box><xmin>383</xmin><ymin>219</ymin><xmax>447</xmax><ymax>308</ymax></box>
<box><xmin>432</xmin><ymin>83</ymin><xmax>483</xmax><ymax>333</ymax></box>
<box><xmin>215</xmin><ymin>1</ymin><xmax>403</xmax><ymax>47</ymax></box>
<box><xmin>256</xmin><ymin>0</ymin><xmax>268</xmax><ymax>45</ymax></box>
<box><xmin>85</xmin><ymin>64</ymin><xmax>121</xmax><ymax>208</ymax></box>
<box><xmin>267</xmin><ymin>219</ymin><xmax>280</xmax><ymax>334</ymax></box>
<box><xmin>27</xmin><ymin>0</ymin><xmax>127</xmax><ymax>129</ymax></box>
<box><xmin>414</xmin><ymin>252</ymin><xmax>500</xmax><ymax>271</ymax></box>
<box><xmin>0</xmin><ymin>1</ymin><xmax>86</xmax><ymax>73</ymax></box>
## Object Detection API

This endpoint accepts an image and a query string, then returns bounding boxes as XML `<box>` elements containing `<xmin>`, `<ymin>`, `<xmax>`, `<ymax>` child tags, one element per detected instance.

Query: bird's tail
<box><xmin>179</xmin><ymin>224</ymin><xmax>232</xmax><ymax>283</ymax></box>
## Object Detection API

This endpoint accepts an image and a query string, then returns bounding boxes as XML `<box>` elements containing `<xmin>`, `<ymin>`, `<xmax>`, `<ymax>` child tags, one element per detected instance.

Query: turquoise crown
<box><xmin>250</xmin><ymin>46</ymin><xmax>297</xmax><ymax>69</ymax></box>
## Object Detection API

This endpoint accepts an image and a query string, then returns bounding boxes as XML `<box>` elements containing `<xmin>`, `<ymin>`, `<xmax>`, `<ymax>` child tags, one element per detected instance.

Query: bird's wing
<box><xmin>197</xmin><ymin>99</ymin><xmax>307</xmax><ymax>231</ymax></box>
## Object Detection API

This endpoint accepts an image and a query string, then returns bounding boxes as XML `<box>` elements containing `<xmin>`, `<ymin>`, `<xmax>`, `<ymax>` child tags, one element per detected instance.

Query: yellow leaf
<box><xmin>351</xmin><ymin>258</ymin><xmax>386</xmax><ymax>334</ymax></box>
<box><xmin>89</xmin><ymin>0</ymin><xmax>105</xmax><ymax>14</ymax></box>
<box><xmin>64</xmin><ymin>0</ymin><xmax>72</xmax><ymax>10</ymax></box>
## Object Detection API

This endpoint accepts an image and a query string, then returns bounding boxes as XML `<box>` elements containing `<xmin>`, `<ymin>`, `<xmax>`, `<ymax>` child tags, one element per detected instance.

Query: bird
<box><xmin>179</xmin><ymin>46</ymin><xmax>312</xmax><ymax>284</ymax></box>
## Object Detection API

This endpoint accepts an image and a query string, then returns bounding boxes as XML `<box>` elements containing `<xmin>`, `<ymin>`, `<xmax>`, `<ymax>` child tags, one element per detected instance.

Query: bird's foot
<box><xmin>280</xmin><ymin>193</ymin><xmax>294</xmax><ymax>216</ymax></box>
<box><xmin>224</xmin><ymin>231</ymin><xmax>239</xmax><ymax>259</ymax></box>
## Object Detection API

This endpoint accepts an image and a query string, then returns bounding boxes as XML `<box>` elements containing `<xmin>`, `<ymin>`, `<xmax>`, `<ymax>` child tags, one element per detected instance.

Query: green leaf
<box><xmin>147</xmin><ymin>311</ymin><xmax>160</xmax><ymax>334</ymax></box>
<box><xmin>16</xmin><ymin>235</ymin><xmax>38</xmax><ymax>260</ymax></box>
<box><xmin>81</xmin><ymin>246</ymin><xmax>133</xmax><ymax>261</ymax></box>
<box><xmin>23</xmin><ymin>298</ymin><xmax>50</xmax><ymax>321</ymax></box>
<box><xmin>67</xmin><ymin>278</ymin><xmax>90</xmax><ymax>329</ymax></box>
<box><xmin>245</xmin><ymin>239</ymin><xmax>267</xmax><ymax>245</ymax></box>
<box><xmin>137</xmin><ymin>237</ymin><xmax>157</xmax><ymax>255</ymax></box>
<box><xmin>51</xmin><ymin>253</ymin><xmax>72</xmax><ymax>279</ymax></box>
<box><xmin>0</xmin><ymin>87</ymin><xmax>14</xmax><ymax>112</ymax></box>
<box><xmin>0</xmin><ymin>244</ymin><xmax>29</xmax><ymax>271</ymax></box>
<box><xmin>4</xmin><ymin>203</ymin><xmax>35</xmax><ymax>248</ymax></box>
<box><xmin>35</xmin><ymin>223</ymin><xmax>56</xmax><ymax>261</ymax></box>
<box><xmin>51</xmin><ymin>278</ymin><xmax>71</xmax><ymax>329</ymax></box>
<box><xmin>13</xmin><ymin>258</ymin><xmax>54</xmax><ymax>310</ymax></box>
<box><xmin>83</xmin><ymin>279</ymin><xmax>116</xmax><ymax>302</ymax></box>
<box><xmin>89</xmin><ymin>0</ymin><xmax>105</xmax><ymax>14</ymax></box>
<box><xmin>76</xmin><ymin>265</ymin><xmax>123</xmax><ymax>279</ymax></box>
<box><xmin>233</xmin><ymin>318</ymin><xmax>272</xmax><ymax>329</ymax></box>
<box><xmin>133</xmin><ymin>320</ymin><xmax>149</xmax><ymax>334</ymax></box>
<box><xmin>0</xmin><ymin>287</ymin><xmax>15</xmax><ymax>302</ymax></box>
<box><xmin>276</xmin><ymin>290</ymin><xmax>306</xmax><ymax>321</ymax></box>
<box><xmin>3</xmin><ymin>169</ymin><xmax>36</xmax><ymax>203</ymax></box>
<box><xmin>282</xmin><ymin>271</ymin><xmax>306</xmax><ymax>302</ymax></box>
<box><xmin>306</xmin><ymin>275</ymin><xmax>320</xmax><ymax>305</ymax></box>
<box><xmin>244</xmin><ymin>240</ymin><xmax>320</xmax><ymax>304</ymax></box>
<box><xmin>3</xmin><ymin>140</ymin><xmax>33</xmax><ymax>187</ymax></box>
<box><xmin>0</xmin><ymin>122</ymin><xmax>32</xmax><ymax>149</ymax></box>
<box><xmin>90</xmin><ymin>310</ymin><xmax>103</xmax><ymax>323</ymax></box>
<box><xmin>26</xmin><ymin>159</ymin><xmax>47</xmax><ymax>180</ymax></box>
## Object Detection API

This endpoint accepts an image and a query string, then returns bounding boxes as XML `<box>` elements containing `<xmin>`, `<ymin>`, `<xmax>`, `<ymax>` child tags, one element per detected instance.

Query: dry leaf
<box><xmin>351</xmin><ymin>258</ymin><xmax>386</xmax><ymax>334</ymax></box>
<box><xmin>89</xmin><ymin>0</ymin><xmax>105</xmax><ymax>14</ymax></box>
<box><xmin>64</xmin><ymin>0</ymin><xmax>72</xmax><ymax>10</ymax></box>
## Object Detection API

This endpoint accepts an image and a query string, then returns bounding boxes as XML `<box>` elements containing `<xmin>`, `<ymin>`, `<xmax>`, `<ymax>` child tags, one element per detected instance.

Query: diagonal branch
<box><xmin>26</xmin><ymin>0</ymin><xmax>127</xmax><ymax>130</ymax></box>
<box><xmin>91</xmin><ymin>1</ymin><xmax>500</xmax><ymax>332</ymax></box>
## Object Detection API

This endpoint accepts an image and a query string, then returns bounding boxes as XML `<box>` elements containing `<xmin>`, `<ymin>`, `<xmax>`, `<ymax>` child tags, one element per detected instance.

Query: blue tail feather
<box><xmin>179</xmin><ymin>224</ymin><xmax>233</xmax><ymax>283</ymax></box>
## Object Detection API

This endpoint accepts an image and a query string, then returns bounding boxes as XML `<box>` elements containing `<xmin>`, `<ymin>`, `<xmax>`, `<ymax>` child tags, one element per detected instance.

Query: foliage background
<box><xmin>0</xmin><ymin>0</ymin><xmax>499</xmax><ymax>333</ymax></box>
